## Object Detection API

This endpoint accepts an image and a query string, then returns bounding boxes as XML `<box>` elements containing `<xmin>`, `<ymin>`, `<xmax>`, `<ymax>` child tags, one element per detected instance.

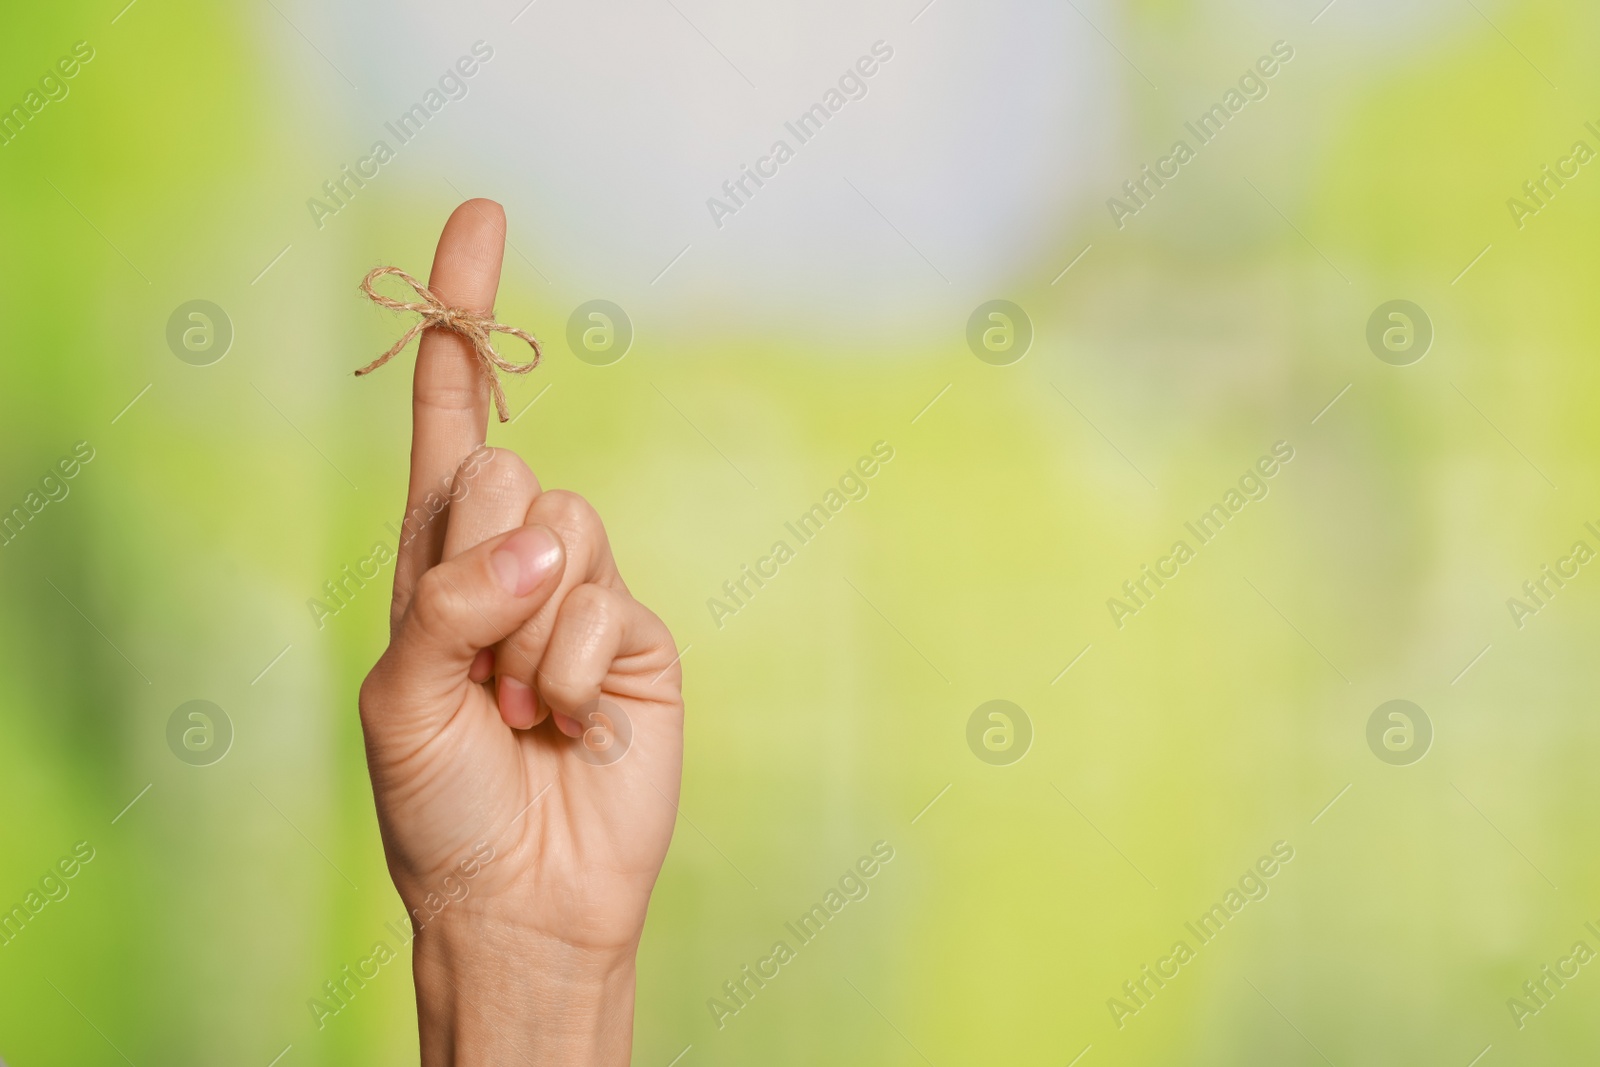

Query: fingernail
<box><xmin>491</xmin><ymin>526</ymin><xmax>562</xmax><ymax>596</ymax></box>
<box><xmin>469</xmin><ymin>647</ymin><xmax>496</xmax><ymax>684</ymax></box>
<box><xmin>552</xmin><ymin>711</ymin><xmax>584</xmax><ymax>738</ymax></box>
<box><xmin>499</xmin><ymin>676</ymin><xmax>537</xmax><ymax>730</ymax></box>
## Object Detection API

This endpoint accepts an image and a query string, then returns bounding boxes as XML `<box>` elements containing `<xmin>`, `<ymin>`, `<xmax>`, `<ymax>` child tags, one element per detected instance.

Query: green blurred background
<box><xmin>3</xmin><ymin>0</ymin><xmax>1599</xmax><ymax>1063</ymax></box>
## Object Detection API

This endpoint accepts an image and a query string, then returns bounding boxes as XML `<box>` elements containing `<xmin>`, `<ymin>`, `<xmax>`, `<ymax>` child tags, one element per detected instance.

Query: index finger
<box><xmin>391</xmin><ymin>198</ymin><xmax>508</xmax><ymax>625</ymax></box>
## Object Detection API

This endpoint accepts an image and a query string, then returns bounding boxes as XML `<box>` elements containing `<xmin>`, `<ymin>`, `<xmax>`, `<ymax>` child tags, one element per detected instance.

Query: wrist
<box><xmin>413</xmin><ymin>914</ymin><xmax>637</xmax><ymax>1066</ymax></box>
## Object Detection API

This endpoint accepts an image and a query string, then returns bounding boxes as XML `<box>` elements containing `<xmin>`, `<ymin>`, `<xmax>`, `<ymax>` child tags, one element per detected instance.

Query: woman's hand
<box><xmin>356</xmin><ymin>199</ymin><xmax>684</xmax><ymax>1066</ymax></box>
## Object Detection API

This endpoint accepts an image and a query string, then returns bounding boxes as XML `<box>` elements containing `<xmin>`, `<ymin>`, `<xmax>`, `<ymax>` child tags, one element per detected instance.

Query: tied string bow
<box><xmin>357</xmin><ymin>266</ymin><xmax>542</xmax><ymax>423</ymax></box>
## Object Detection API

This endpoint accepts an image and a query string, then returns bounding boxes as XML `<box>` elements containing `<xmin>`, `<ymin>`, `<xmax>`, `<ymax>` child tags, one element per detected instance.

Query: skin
<box><xmin>357</xmin><ymin>199</ymin><xmax>684</xmax><ymax>1065</ymax></box>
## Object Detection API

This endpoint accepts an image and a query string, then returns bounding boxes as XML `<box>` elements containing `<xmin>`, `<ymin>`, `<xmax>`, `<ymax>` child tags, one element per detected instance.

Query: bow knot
<box><xmin>357</xmin><ymin>266</ymin><xmax>542</xmax><ymax>423</ymax></box>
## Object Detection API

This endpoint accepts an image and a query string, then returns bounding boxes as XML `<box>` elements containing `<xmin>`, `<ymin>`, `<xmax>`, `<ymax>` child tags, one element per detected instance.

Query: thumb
<box><xmin>375</xmin><ymin>523</ymin><xmax>565</xmax><ymax>715</ymax></box>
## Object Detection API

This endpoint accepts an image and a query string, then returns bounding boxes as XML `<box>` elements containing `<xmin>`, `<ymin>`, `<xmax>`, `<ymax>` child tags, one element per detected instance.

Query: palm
<box><xmin>378</xmin><ymin>676</ymin><xmax>681</xmax><ymax>952</ymax></box>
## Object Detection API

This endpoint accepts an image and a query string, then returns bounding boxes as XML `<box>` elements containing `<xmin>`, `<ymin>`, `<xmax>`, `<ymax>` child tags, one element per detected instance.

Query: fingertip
<box><xmin>498</xmin><ymin>675</ymin><xmax>538</xmax><ymax>730</ymax></box>
<box><xmin>451</xmin><ymin>197</ymin><xmax>505</xmax><ymax>229</ymax></box>
<box><xmin>429</xmin><ymin>199</ymin><xmax>507</xmax><ymax>313</ymax></box>
<box><xmin>468</xmin><ymin>647</ymin><xmax>495</xmax><ymax>684</ymax></box>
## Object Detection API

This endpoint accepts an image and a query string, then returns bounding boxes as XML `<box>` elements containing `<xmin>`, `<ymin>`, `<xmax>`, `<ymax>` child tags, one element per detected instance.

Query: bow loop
<box><xmin>356</xmin><ymin>265</ymin><xmax>542</xmax><ymax>423</ymax></box>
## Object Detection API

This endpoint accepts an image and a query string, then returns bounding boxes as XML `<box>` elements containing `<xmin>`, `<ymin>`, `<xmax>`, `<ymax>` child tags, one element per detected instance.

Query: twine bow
<box><xmin>357</xmin><ymin>266</ymin><xmax>542</xmax><ymax>423</ymax></box>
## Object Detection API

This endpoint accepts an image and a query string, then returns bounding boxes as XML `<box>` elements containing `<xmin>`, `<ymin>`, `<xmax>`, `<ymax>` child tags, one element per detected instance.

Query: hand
<box><xmin>356</xmin><ymin>199</ymin><xmax>684</xmax><ymax>1066</ymax></box>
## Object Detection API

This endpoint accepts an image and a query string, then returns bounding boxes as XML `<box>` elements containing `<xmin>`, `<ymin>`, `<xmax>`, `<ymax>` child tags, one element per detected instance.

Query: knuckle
<box><xmin>643</xmin><ymin>603</ymin><xmax>676</xmax><ymax>653</ymax></box>
<box><xmin>562</xmin><ymin>582</ymin><xmax>616</xmax><ymax>633</ymax></box>
<box><xmin>414</xmin><ymin>387</ymin><xmax>481</xmax><ymax>421</ymax></box>
<box><xmin>358</xmin><ymin>654</ymin><xmax>398</xmax><ymax>725</ymax></box>
<box><xmin>357</xmin><ymin>668</ymin><xmax>383</xmax><ymax>714</ymax></box>
<box><xmin>532</xmin><ymin>490</ymin><xmax>611</xmax><ymax>577</ymax></box>
<box><xmin>539</xmin><ymin>585</ymin><xmax>616</xmax><ymax>697</ymax></box>
<box><xmin>451</xmin><ymin>443</ymin><xmax>494</xmax><ymax>481</ymax></box>
<box><xmin>534</xmin><ymin>489</ymin><xmax>605</xmax><ymax>543</ymax></box>
<box><xmin>407</xmin><ymin>568</ymin><xmax>463</xmax><ymax>647</ymax></box>
<box><xmin>495</xmin><ymin>627</ymin><xmax>546</xmax><ymax>682</ymax></box>
<box><xmin>456</xmin><ymin>447</ymin><xmax>539</xmax><ymax>503</ymax></box>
